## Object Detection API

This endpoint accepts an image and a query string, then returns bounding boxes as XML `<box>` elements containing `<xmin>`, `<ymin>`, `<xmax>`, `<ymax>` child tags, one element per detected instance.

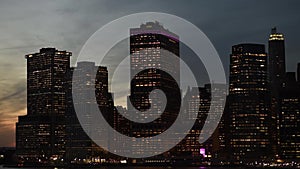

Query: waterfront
<box><xmin>0</xmin><ymin>166</ymin><xmax>237</xmax><ymax>169</ymax></box>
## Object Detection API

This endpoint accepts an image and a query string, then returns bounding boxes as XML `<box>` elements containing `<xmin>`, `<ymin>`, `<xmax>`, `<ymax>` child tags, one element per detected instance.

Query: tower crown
<box><xmin>269</xmin><ymin>27</ymin><xmax>284</xmax><ymax>41</ymax></box>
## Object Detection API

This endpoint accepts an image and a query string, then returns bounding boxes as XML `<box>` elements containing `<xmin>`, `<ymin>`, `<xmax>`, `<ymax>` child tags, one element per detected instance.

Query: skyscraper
<box><xmin>228</xmin><ymin>44</ymin><xmax>272</xmax><ymax>163</ymax></box>
<box><xmin>66</xmin><ymin>62</ymin><xmax>111</xmax><ymax>163</ymax></box>
<box><xmin>177</xmin><ymin>84</ymin><xmax>226</xmax><ymax>162</ymax></box>
<box><xmin>278</xmin><ymin>72</ymin><xmax>300</xmax><ymax>161</ymax></box>
<box><xmin>268</xmin><ymin>27</ymin><xmax>286</xmax><ymax>86</ymax></box>
<box><xmin>16</xmin><ymin>48</ymin><xmax>71</xmax><ymax>165</ymax></box>
<box><xmin>128</xmin><ymin>21</ymin><xmax>181</xmax><ymax>156</ymax></box>
<box><xmin>268</xmin><ymin>27</ymin><xmax>286</xmax><ymax>159</ymax></box>
<box><xmin>174</xmin><ymin>86</ymin><xmax>210</xmax><ymax>159</ymax></box>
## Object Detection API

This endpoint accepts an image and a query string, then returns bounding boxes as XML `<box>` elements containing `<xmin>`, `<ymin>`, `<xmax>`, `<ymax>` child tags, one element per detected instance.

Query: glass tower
<box><xmin>228</xmin><ymin>44</ymin><xmax>271</xmax><ymax>163</ymax></box>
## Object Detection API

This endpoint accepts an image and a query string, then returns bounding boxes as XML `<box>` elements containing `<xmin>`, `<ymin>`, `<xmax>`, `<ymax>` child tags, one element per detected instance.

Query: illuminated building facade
<box><xmin>174</xmin><ymin>84</ymin><xmax>227</xmax><ymax>162</ymax></box>
<box><xmin>215</xmin><ymin>96</ymin><xmax>231</xmax><ymax>163</ymax></box>
<box><xmin>128</xmin><ymin>22</ymin><xmax>181</xmax><ymax>156</ymax></box>
<box><xmin>65</xmin><ymin>62</ymin><xmax>111</xmax><ymax>163</ymax></box>
<box><xmin>175</xmin><ymin>86</ymin><xmax>210</xmax><ymax>159</ymax></box>
<box><xmin>268</xmin><ymin>27</ymin><xmax>286</xmax><ymax>87</ymax></box>
<box><xmin>111</xmin><ymin>106</ymin><xmax>130</xmax><ymax>156</ymax></box>
<box><xmin>268</xmin><ymin>28</ymin><xmax>286</xmax><ymax>157</ymax></box>
<box><xmin>16</xmin><ymin>48</ymin><xmax>71</xmax><ymax>165</ymax></box>
<box><xmin>228</xmin><ymin>44</ymin><xmax>272</xmax><ymax>163</ymax></box>
<box><xmin>278</xmin><ymin>72</ymin><xmax>300</xmax><ymax>161</ymax></box>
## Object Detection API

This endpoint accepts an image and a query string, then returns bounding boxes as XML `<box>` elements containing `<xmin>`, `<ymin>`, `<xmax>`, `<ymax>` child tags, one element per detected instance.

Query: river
<box><xmin>0</xmin><ymin>166</ymin><xmax>237</xmax><ymax>169</ymax></box>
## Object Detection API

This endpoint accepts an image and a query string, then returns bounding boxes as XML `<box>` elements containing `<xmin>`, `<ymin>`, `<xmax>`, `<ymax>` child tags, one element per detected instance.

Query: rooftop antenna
<box><xmin>271</xmin><ymin>27</ymin><xmax>277</xmax><ymax>34</ymax></box>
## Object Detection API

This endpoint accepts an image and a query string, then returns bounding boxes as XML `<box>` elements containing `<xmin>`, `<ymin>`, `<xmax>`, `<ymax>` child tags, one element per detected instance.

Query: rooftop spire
<box><xmin>269</xmin><ymin>27</ymin><xmax>284</xmax><ymax>41</ymax></box>
<box><xmin>271</xmin><ymin>27</ymin><xmax>277</xmax><ymax>34</ymax></box>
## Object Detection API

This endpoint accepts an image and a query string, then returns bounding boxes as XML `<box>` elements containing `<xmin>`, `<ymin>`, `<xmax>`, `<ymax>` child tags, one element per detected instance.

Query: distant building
<box><xmin>111</xmin><ymin>106</ymin><xmax>130</xmax><ymax>156</ymax></box>
<box><xmin>175</xmin><ymin>86</ymin><xmax>210</xmax><ymax>159</ymax></box>
<box><xmin>228</xmin><ymin>44</ymin><xmax>272</xmax><ymax>163</ymax></box>
<box><xmin>278</xmin><ymin>72</ymin><xmax>300</xmax><ymax>161</ymax></box>
<box><xmin>65</xmin><ymin>62</ymin><xmax>111</xmax><ymax>164</ymax></box>
<box><xmin>268</xmin><ymin>28</ymin><xmax>286</xmax><ymax>157</ymax></box>
<box><xmin>16</xmin><ymin>48</ymin><xmax>71</xmax><ymax>165</ymax></box>
<box><xmin>215</xmin><ymin>95</ymin><xmax>231</xmax><ymax>163</ymax></box>
<box><xmin>268</xmin><ymin>27</ymin><xmax>286</xmax><ymax>87</ymax></box>
<box><xmin>0</xmin><ymin>147</ymin><xmax>16</xmax><ymax>165</ymax></box>
<box><xmin>173</xmin><ymin>84</ymin><xmax>227</xmax><ymax>163</ymax></box>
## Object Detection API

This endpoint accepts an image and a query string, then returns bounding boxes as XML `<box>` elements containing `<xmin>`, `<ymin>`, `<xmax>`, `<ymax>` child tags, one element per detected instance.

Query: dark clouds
<box><xmin>0</xmin><ymin>0</ymin><xmax>300</xmax><ymax>146</ymax></box>
<box><xmin>0</xmin><ymin>79</ymin><xmax>26</xmax><ymax>146</ymax></box>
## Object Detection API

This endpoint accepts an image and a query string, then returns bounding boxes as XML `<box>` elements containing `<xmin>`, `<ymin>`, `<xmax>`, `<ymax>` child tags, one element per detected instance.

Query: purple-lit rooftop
<box><xmin>130</xmin><ymin>21</ymin><xmax>179</xmax><ymax>42</ymax></box>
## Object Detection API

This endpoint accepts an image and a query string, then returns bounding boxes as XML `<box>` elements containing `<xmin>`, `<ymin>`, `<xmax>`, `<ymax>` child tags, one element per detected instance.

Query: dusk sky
<box><xmin>0</xmin><ymin>0</ymin><xmax>299</xmax><ymax>147</ymax></box>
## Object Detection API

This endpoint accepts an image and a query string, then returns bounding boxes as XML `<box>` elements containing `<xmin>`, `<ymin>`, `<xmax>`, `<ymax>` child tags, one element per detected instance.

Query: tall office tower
<box><xmin>228</xmin><ymin>44</ymin><xmax>271</xmax><ymax>163</ymax></box>
<box><xmin>268</xmin><ymin>27</ymin><xmax>286</xmax><ymax>159</ymax></box>
<box><xmin>65</xmin><ymin>62</ymin><xmax>111</xmax><ymax>164</ymax></box>
<box><xmin>16</xmin><ymin>48</ymin><xmax>71</xmax><ymax>165</ymax></box>
<box><xmin>278</xmin><ymin>72</ymin><xmax>300</xmax><ymax>161</ymax></box>
<box><xmin>269</xmin><ymin>27</ymin><xmax>286</xmax><ymax>86</ymax></box>
<box><xmin>129</xmin><ymin>21</ymin><xmax>180</xmax><ymax>121</ymax></box>
<box><xmin>128</xmin><ymin>22</ymin><xmax>181</xmax><ymax>157</ymax></box>
<box><xmin>111</xmin><ymin>106</ymin><xmax>130</xmax><ymax>157</ymax></box>
<box><xmin>216</xmin><ymin>96</ymin><xmax>231</xmax><ymax>163</ymax></box>
<box><xmin>174</xmin><ymin>86</ymin><xmax>210</xmax><ymax>160</ymax></box>
<box><xmin>173</xmin><ymin>84</ymin><xmax>226</xmax><ymax>163</ymax></box>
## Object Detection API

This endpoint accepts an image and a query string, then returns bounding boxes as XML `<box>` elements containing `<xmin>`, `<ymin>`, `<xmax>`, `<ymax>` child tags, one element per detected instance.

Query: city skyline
<box><xmin>14</xmin><ymin>22</ymin><xmax>218</xmax><ymax>165</ymax></box>
<box><xmin>1</xmin><ymin>0</ymin><xmax>300</xmax><ymax>150</ymax></box>
<box><xmin>0</xmin><ymin>20</ymin><xmax>299</xmax><ymax>166</ymax></box>
<box><xmin>12</xmin><ymin>37</ymin><xmax>300</xmax><ymax>166</ymax></box>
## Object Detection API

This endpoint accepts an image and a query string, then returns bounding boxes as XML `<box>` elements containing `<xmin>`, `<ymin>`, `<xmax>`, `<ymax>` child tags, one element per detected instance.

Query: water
<box><xmin>0</xmin><ymin>166</ymin><xmax>233</xmax><ymax>169</ymax></box>
<box><xmin>0</xmin><ymin>167</ymin><xmax>200</xmax><ymax>169</ymax></box>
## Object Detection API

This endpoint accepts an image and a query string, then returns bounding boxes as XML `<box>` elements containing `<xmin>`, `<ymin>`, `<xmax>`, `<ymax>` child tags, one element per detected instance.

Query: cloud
<box><xmin>0</xmin><ymin>82</ymin><xmax>26</xmax><ymax>102</ymax></box>
<box><xmin>0</xmin><ymin>79</ymin><xmax>26</xmax><ymax>147</ymax></box>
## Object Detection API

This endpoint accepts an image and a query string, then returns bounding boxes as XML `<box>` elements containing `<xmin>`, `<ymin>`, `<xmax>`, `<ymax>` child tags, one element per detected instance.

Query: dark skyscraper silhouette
<box><xmin>129</xmin><ymin>21</ymin><xmax>180</xmax><ymax>119</ymax></box>
<box><xmin>16</xmin><ymin>48</ymin><xmax>71</xmax><ymax>165</ymax></box>
<box><xmin>268</xmin><ymin>27</ymin><xmax>286</xmax><ymax>86</ymax></box>
<box><xmin>66</xmin><ymin>62</ymin><xmax>111</xmax><ymax>163</ymax></box>
<box><xmin>278</xmin><ymin>72</ymin><xmax>300</xmax><ymax>160</ymax></box>
<box><xmin>268</xmin><ymin>28</ymin><xmax>286</xmax><ymax>159</ymax></box>
<box><xmin>128</xmin><ymin>22</ymin><xmax>181</xmax><ymax>156</ymax></box>
<box><xmin>177</xmin><ymin>84</ymin><xmax>227</xmax><ymax>162</ymax></box>
<box><xmin>228</xmin><ymin>44</ymin><xmax>272</xmax><ymax>163</ymax></box>
<box><xmin>174</xmin><ymin>86</ymin><xmax>210</xmax><ymax>159</ymax></box>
